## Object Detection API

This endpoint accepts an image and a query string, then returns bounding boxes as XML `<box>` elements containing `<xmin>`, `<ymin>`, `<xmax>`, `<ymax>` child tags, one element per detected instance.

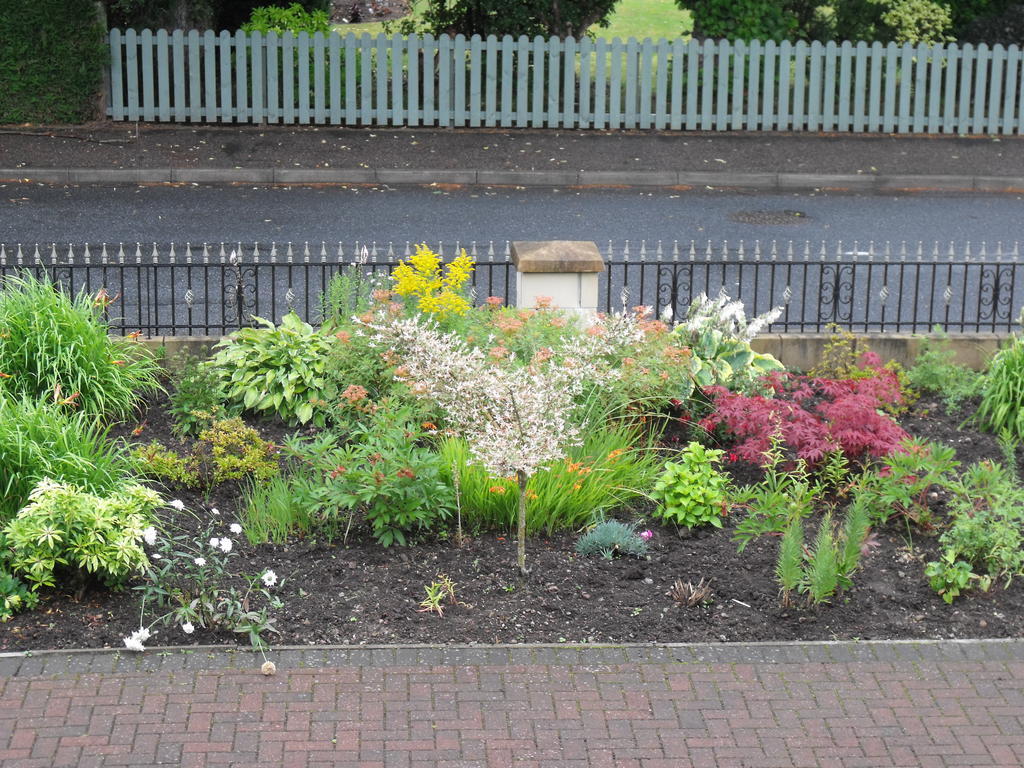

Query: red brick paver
<box><xmin>0</xmin><ymin>641</ymin><xmax>1022</xmax><ymax>767</ymax></box>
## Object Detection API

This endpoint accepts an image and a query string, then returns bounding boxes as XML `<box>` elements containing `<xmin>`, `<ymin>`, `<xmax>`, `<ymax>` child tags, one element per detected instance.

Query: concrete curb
<box><xmin>1</xmin><ymin>638</ymin><xmax>1021</xmax><ymax>677</ymax></box>
<box><xmin>2</xmin><ymin>167</ymin><xmax>1024</xmax><ymax>192</ymax></box>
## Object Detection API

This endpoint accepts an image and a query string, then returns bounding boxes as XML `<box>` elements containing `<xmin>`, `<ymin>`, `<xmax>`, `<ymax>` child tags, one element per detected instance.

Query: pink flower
<box><xmin>639</xmin><ymin>530</ymin><xmax>653</xmax><ymax>541</ymax></box>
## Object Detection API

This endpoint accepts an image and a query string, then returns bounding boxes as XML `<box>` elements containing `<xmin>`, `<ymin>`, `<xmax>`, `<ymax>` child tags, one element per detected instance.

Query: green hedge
<box><xmin>0</xmin><ymin>0</ymin><xmax>106</xmax><ymax>124</ymax></box>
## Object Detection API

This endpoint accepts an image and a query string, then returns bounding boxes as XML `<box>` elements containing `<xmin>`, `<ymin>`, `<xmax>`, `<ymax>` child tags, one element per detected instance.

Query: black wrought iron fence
<box><xmin>1</xmin><ymin>239</ymin><xmax>1021</xmax><ymax>335</ymax></box>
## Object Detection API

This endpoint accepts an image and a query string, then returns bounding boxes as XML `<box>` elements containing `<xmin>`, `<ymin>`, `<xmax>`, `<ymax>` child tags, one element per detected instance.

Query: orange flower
<box><xmin>532</xmin><ymin>347</ymin><xmax>553</xmax><ymax>364</ymax></box>
<box><xmin>489</xmin><ymin>346</ymin><xmax>509</xmax><ymax>360</ymax></box>
<box><xmin>586</xmin><ymin>325</ymin><xmax>606</xmax><ymax>337</ymax></box>
<box><xmin>534</xmin><ymin>295</ymin><xmax>553</xmax><ymax>309</ymax></box>
<box><xmin>0</xmin><ymin>372</ymin><xmax>10</xmax><ymax>379</ymax></box>
<box><xmin>371</xmin><ymin>289</ymin><xmax>393</xmax><ymax>302</ymax></box>
<box><xmin>606</xmin><ymin>449</ymin><xmax>624</xmax><ymax>461</ymax></box>
<box><xmin>335</xmin><ymin>330</ymin><xmax>351</xmax><ymax>343</ymax></box>
<box><xmin>421</xmin><ymin>421</ymin><xmax>437</xmax><ymax>430</ymax></box>
<box><xmin>485</xmin><ymin>296</ymin><xmax>504</xmax><ymax>308</ymax></box>
<box><xmin>549</xmin><ymin>317</ymin><xmax>567</xmax><ymax>328</ymax></box>
<box><xmin>396</xmin><ymin>467</ymin><xmax>417</xmax><ymax>479</ymax></box>
<box><xmin>489</xmin><ymin>485</ymin><xmax>507</xmax><ymax>494</ymax></box>
<box><xmin>342</xmin><ymin>384</ymin><xmax>369</xmax><ymax>404</ymax></box>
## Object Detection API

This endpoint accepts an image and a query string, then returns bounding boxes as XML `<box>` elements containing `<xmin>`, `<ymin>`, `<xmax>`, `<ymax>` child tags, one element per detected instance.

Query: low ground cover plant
<box><xmin>906</xmin><ymin>327</ymin><xmax>986</xmax><ymax>413</ymax></box>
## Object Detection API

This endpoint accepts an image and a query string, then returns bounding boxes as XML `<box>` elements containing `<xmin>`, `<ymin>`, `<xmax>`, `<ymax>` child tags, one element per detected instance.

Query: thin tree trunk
<box><xmin>517</xmin><ymin>469</ymin><xmax>529</xmax><ymax>574</ymax></box>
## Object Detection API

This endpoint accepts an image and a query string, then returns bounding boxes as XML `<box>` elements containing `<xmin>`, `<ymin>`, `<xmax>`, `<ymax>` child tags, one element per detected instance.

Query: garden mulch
<box><xmin>1</xmin><ymin>393</ymin><xmax>1021</xmax><ymax>655</ymax></box>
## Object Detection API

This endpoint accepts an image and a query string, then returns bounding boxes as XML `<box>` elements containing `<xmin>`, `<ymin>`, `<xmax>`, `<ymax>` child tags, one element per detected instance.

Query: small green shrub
<box><xmin>241</xmin><ymin>474</ymin><xmax>315</xmax><ymax>545</ymax></box>
<box><xmin>575</xmin><ymin>521</ymin><xmax>649</xmax><ymax>559</ymax></box>
<box><xmin>977</xmin><ymin>336</ymin><xmax>1024</xmax><ymax>440</ymax></box>
<box><xmin>211</xmin><ymin>312</ymin><xmax>337</xmax><ymax>427</ymax></box>
<box><xmin>0</xmin><ymin>395</ymin><xmax>139</xmax><ymax>524</ymax></box>
<box><xmin>196</xmin><ymin>419</ymin><xmax>280</xmax><ymax>487</ymax></box>
<box><xmin>650</xmin><ymin>442</ymin><xmax>729</xmax><ymax>531</ymax></box>
<box><xmin>321</xmin><ymin>266</ymin><xmax>379</xmax><ymax>330</ymax></box>
<box><xmin>4</xmin><ymin>480</ymin><xmax>160</xmax><ymax>592</ymax></box>
<box><xmin>0</xmin><ymin>273</ymin><xmax>162</xmax><ymax>420</ymax></box>
<box><xmin>907</xmin><ymin>329</ymin><xmax>986</xmax><ymax>413</ymax></box>
<box><xmin>0</xmin><ymin>570</ymin><xmax>38</xmax><ymax>622</ymax></box>
<box><xmin>282</xmin><ymin>402</ymin><xmax>454</xmax><ymax>546</ymax></box>
<box><xmin>242</xmin><ymin>3</ymin><xmax>331</xmax><ymax>33</ymax></box>
<box><xmin>853</xmin><ymin>438</ymin><xmax>959</xmax><ymax>527</ymax></box>
<box><xmin>168</xmin><ymin>356</ymin><xmax>231</xmax><ymax>438</ymax></box>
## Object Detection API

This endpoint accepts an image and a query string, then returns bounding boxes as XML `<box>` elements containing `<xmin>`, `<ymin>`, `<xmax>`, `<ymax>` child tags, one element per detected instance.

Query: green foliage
<box><xmin>241</xmin><ymin>474</ymin><xmax>314</xmax><ymax>544</ymax></box>
<box><xmin>211</xmin><ymin>312</ymin><xmax>336</xmax><ymax>427</ymax></box>
<box><xmin>282</xmin><ymin>402</ymin><xmax>454</xmax><ymax>546</ymax></box>
<box><xmin>806</xmin><ymin>512</ymin><xmax>841</xmax><ymax>604</ymax></box>
<box><xmin>136</xmin><ymin>513</ymin><xmax>282</xmax><ymax>649</ymax></box>
<box><xmin>0</xmin><ymin>395</ymin><xmax>139</xmax><ymax>524</ymax></box>
<box><xmin>168</xmin><ymin>356</ymin><xmax>231</xmax><ymax>438</ymax></box>
<box><xmin>133</xmin><ymin>442</ymin><xmax>199</xmax><ymax>487</ymax></box>
<box><xmin>678</xmin><ymin>0</ymin><xmax>802</xmax><ymax>40</ymax></box>
<box><xmin>242</xmin><ymin>2</ymin><xmax>330</xmax><ymax>33</ymax></box>
<box><xmin>321</xmin><ymin>266</ymin><xmax>378</xmax><ymax>330</ymax></box>
<box><xmin>839</xmin><ymin>497</ymin><xmax>871</xmax><ymax>576</ymax></box>
<box><xmin>650</xmin><ymin>442</ymin><xmax>729</xmax><ymax>531</ymax></box>
<box><xmin>853</xmin><ymin>438</ymin><xmax>959</xmax><ymax>527</ymax></box>
<box><xmin>0</xmin><ymin>273</ymin><xmax>162</xmax><ymax>421</ymax></box>
<box><xmin>196</xmin><ymin>418</ymin><xmax>279</xmax><ymax>486</ymax></box>
<box><xmin>977</xmin><ymin>336</ymin><xmax>1024</xmax><ymax>441</ymax></box>
<box><xmin>0</xmin><ymin>571</ymin><xmax>38</xmax><ymax>622</ymax></box>
<box><xmin>810</xmin><ymin>325</ymin><xmax>916</xmax><ymax>415</ymax></box>
<box><xmin>390</xmin><ymin>0</ymin><xmax>622</xmax><ymax>38</ymax></box>
<box><xmin>925</xmin><ymin>456</ymin><xmax>1024</xmax><ymax>602</ymax></box>
<box><xmin>907</xmin><ymin>329</ymin><xmax>986</xmax><ymax>414</ymax></box>
<box><xmin>575</xmin><ymin>520</ymin><xmax>649</xmax><ymax>559</ymax></box>
<box><xmin>776</xmin><ymin>518</ymin><xmax>805</xmax><ymax>603</ymax></box>
<box><xmin>441</xmin><ymin>422</ymin><xmax>662</xmax><ymax>535</ymax></box>
<box><xmin>775</xmin><ymin>506</ymin><xmax>868</xmax><ymax>607</ymax></box>
<box><xmin>0</xmin><ymin>0</ymin><xmax>105</xmax><ymax>122</ymax></box>
<box><xmin>4</xmin><ymin>480</ymin><xmax>159</xmax><ymax>592</ymax></box>
<box><xmin>836</xmin><ymin>0</ymin><xmax>954</xmax><ymax>43</ymax></box>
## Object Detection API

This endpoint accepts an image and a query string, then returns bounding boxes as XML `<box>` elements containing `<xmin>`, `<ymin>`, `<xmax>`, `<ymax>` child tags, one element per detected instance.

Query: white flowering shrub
<box><xmin>129</xmin><ymin>502</ymin><xmax>282</xmax><ymax>650</ymax></box>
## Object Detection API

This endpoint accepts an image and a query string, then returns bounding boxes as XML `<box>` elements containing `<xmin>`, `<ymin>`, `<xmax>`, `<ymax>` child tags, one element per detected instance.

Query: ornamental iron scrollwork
<box><xmin>223</xmin><ymin>253</ymin><xmax>258</xmax><ymax>331</ymax></box>
<box><xmin>818</xmin><ymin>264</ymin><xmax>855</xmax><ymax>325</ymax></box>
<box><xmin>978</xmin><ymin>265</ymin><xmax>1015</xmax><ymax>325</ymax></box>
<box><xmin>656</xmin><ymin>263</ymin><xmax>692</xmax><ymax>323</ymax></box>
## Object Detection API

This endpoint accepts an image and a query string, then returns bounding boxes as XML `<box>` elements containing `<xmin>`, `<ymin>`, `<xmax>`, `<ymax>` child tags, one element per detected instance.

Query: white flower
<box><xmin>219</xmin><ymin>538</ymin><xmax>233</xmax><ymax>553</ymax></box>
<box><xmin>181</xmin><ymin>622</ymin><xmax>195</xmax><ymax>635</ymax></box>
<box><xmin>151</xmin><ymin>553</ymin><xmax>162</xmax><ymax>560</ymax></box>
<box><xmin>261</xmin><ymin>569</ymin><xmax>278</xmax><ymax>587</ymax></box>
<box><xmin>142</xmin><ymin>526</ymin><xmax>157</xmax><ymax>546</ymax></box>
<box><xmin>194</xmin><ymin>557</ymin><xmax>206</xmax><ymax>566</ymax></box>
<box><xmin>211</xmin><ymin>508</ymin><xmax>220</xmax><ymax>515</ymax></box>
<box><xmin>168</xmin><ymin>499</ymin><xmax>185</xmax><ymax>511</ymax></box>
<box><xmin>134</xmin><ymin>627</ymin><xmax>151</xmax><ymax>642</ymax></box>
<box><xmin>209</xmin><ymin>537</ymin><xmax>220</xmax><ymax>549</ymax></box>
<box><xmin>123</xmin><ymin>636</ymin><xmax>145</xmax><ymax>652</ymax></box>
<box><xmin>229</xmin><ymin>523</ymin><xmax>242</xmax><ymax>534</ymax></box>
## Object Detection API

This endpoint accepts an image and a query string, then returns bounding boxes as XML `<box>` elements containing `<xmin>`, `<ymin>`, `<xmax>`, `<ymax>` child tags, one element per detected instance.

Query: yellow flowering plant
<box><xmin>391</xmin><ymin>244</ymin><xmax>474</xmax><ymax>319</ymax></box>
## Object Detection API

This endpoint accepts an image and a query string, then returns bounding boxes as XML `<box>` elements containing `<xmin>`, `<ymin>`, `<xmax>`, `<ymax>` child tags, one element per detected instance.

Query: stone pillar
<box><xmin>509</xmin><ymin>241</ymin><xmax>605</xmax><ymax>316</ymax></box>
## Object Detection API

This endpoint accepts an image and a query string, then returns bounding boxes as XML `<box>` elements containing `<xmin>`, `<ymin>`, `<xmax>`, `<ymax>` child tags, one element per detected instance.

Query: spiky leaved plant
<box><xmin>776</xmin><ymin>517</ymin><xmax>804</xmax><ymax>607</ymax></box>
<box><xmin>806</xmin><ymin>513</ymin><xmax>841</xmax><ymax>604</ymax></box>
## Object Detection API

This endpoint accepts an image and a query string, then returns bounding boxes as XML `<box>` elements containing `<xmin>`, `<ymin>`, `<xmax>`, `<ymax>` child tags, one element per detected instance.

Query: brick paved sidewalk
<box><xmin>1</xmin><ymin>640</ymin><xmax>1022</xmax><ymax>768</ymax></box>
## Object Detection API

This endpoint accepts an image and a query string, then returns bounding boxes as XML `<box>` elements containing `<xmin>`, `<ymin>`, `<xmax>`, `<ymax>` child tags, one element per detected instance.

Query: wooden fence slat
<box><xmin>897</xmin><ymin>43</ymin><xmax>913</xmax><ymax>133</ymax></box>
<box><xmin>344</xmin><ymin>33</ymin><xmax>357</xmax><ymax>124</ymax></box>
<box><xmin>203</xmin><ymin>30</ymin><xmax>217</xmax><ymax>122</ymax></box>
<box><xmin>807</xmin><ymin>41</ymin><xmax>823</xmax><ymax>132</ymax></box>
<box><xmin>219</xmin><ymin>30</ymin><xmax>233</xmax><ymax>122</ymax></box>
<box><xmin>252</xmin><ymin>31</ymin><xmax>264</xmax><ymax>123</ymax></box>
<box><xmin>912</xmin><ymin>43</ymin><xmax>927</xmax><ymax>133</ymax></box>
<box><xmin>655</xmin><ymin>39</ymin><xmax>669</xmax><ymax>130</ymax></box>
<box><xmin>731</xmin><ymin>40</ymin><xmax>744</xmax><ymax>130</ymax></box>
<box><xmin>360</xmin><ymin>33</ymin><xmax>373</xmax><ymax>125</ymax></box>
<box><xmin>548</xmin><ymin>37</ymin><xmax>561</xmax><ymax>127</ymax></box>
<box><xmin>329</xmin><ymin>33</ymin><xmax>341</xmax><ymax>124</ymax></box>
<box><xmin>391</xmin><ymin>34</ymin><xmax>403</xmax><ymax>126</ymax></box>
<box><xmin>236</xmin><ymin>30</ymin><xmax>249</xmax><ymax>123</ymax></box>
<box><xmin>852</xmin><ymin>41</ymin><xmax>866</xmax><ymax>131</ymax></box>
<box><xmin>838</xmin><ymin>41</ymin><xmax>852</xmax><ymax>131</ymax></box>
<box><xmin>609</xmin><ymin>38</ymin><xmax>622</xmax><ymax>129</ymax></box>
<box><xmin>822</xmin><ymin>41</ymin><xmax>837</xmax><ymax>131</ymax></box>
<box><xmin>172</xmin><ymin>30</ymin><xmax>185</xmax><ymax>121</ymax></box>
<box><xmin>282</xmin><ymin>32</ymin><xmax>295</xmax><ymax>123</ymax></box>
<box><xmin>669</xmin><ymin>39</ymin><xmax>683</xmax><ymax>130</ymax></box>
<box><xmin>500</xmin><ymin>35</ymin><xmax>514</xmax><ymax>127</ymax></box>
<box><xmin>453</xmin><ymin>34</ymin><xmax>467</xmax><ymax>126</ymax></box>
<box><xmin>639</xmin><ymin>38</ymin><xmax>652</xmax><ymax>129</ymax></box>
<box><xmin>469</xmin><ymin>34</ymin><xmax>482</xmax><ymax>127</ymax></box>
<box><xmin>485</xmin><ymin>35</ymin><xmax>497</xmax><ymax>126</ymax></box>
<box><xmin>883</xmin><ymin>42</ymin><xmax>897</xmax><ymax>132</ymax></box>
<box><xmin>156</xmin><ymin>30</ymin><xmax>170</xmax><ymax>121</ymax></box>
<box><xmin>943</xmin><ymin>43</ymin><xmax>958</xmax><ymax>133</ymax></box>
<box><xmin>958</xmin><ymin>44</ymin><xmax>974</xmax><ymax>134</ymax></box>
<box><xmin>685</xmin><ymin>39</ymin><xmax>699</xmax><ymax>130</ymax></box>
<box><xmin>407</xmin><ymin>34</ymin><xmax>420</xmax><ymax>127</ymax></box>
<box><xmin>793</xmin><ymin>41</ymin><xmax>807</xmax><ymax>131</ymax></box>
<box><xmin>375</xmin><ymin>33</ymin><xmax>389</xmax><ymax>125</ymax></box>
<box><xmin>532</xmin><ymin>36</ymin><xmax>545</xmax><ymax>127</ymax></box>
<box><xmin>594</xmin><ymin>37</ymin><xmax>608</xmax><ymax>130</ymax></box>
<box><xmin>973</xmin><ymin>44</ymin><xmax>989</xmax><ymax>134</ymax></box>
<box><xmin>313</xmin><ymin>32</ymin><xmax>326</xmax><ymax>124</ymax></box>
<box><xmin>188</xmin><ymin>30</ymin><xmax>201</xmax><ymax>122</ymax></box>
<box><xmin>109</xmin><ymin>29</ymin><xmax>124</xmax><ymax>119</ymax></box>
<box><xmin>746</xmin><ymin>40</ymin><xmax>761</xmax><ymax>130</ymax></box>
<box><xmin>141</xmin><ymin>29</ymin><xmax>155</xmax><ymax>121</ymax></box>
<box><xmin>701</xmin><ymin>38</ymin><xmax>715</xmax><ymax>130</ymax></box>
<box><xmin>927</xmin><ymin>44</ymin><xmax>942</xmax><ymax>133</ymax></box>
<box><xmin>516</xmin><ymin>36</ymin><xmax>530</xmax><ymax>128</ymax></box>
<box><xmin>564</xmin><ymin>36</ymin><xmax>578</xmax><ymax>128</ymax></box>
<box><xmin>1002</xmin><ymin>45</ymin><xmax>1020</xmax><ymax>135</ymax></box>
<box><xmin>624</xmin><ymin>38</ymin><xmax>638</xmax><ymax>129</ymax></box>
<box><xmin>778</xmin><ymin>41</ymin><xmax>792</xmax><ymax>130</ymax></box>
<box><xmin>988</xmin><ymin>44</ymin><xmax>1004</xmax><ymax>134</ymax></box>
<box><xmin>763</xmin><ymin>40</ymin><xmax>777</xmax><ymax>130</ymax></box>
<box><xmin>716</xmin><ymin>40</ymin><xmax>730</xmax><ymax>131</ymax></box>
<box><xmin>579</xmin><ymin>36</ymin><xmax>593</xmax><ymax>129</ymax></box>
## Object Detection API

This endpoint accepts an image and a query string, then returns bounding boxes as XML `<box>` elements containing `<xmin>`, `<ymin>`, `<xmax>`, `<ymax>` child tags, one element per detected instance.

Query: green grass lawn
<box><xmin>334</xmin><ymin>0</ymin><xmax>693</xmax><ymax>41</ymax></box>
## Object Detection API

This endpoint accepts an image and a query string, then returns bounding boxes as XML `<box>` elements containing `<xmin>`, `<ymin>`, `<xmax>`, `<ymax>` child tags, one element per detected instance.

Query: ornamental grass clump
<box><xmin>371</xmin><ymin>314</ymin><xmax>614</xmax><ymax>573</ymax></box>
<box><xmin>0</xmin><ymin>273</ymin><xmax>161</xmax><ymax>419</ymax></box>
<box><xmin>977</xmin><ymin>335</ymin><xmax>1024</xmax><ymax>440</ymax></box>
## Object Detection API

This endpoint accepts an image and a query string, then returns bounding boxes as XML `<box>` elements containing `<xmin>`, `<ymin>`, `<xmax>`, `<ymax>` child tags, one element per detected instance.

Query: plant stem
<box><xmin>517</xmin><ymin>469</ymin><xmax>528</xmax><ymax>575</ymax></box>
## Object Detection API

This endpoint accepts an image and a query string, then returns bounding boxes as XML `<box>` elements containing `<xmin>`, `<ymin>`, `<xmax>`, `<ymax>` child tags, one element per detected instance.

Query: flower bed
<box><xmin>1</xmin><ymin>253</ymin><xmax>1023</xmax><ymax>652</ymax></box>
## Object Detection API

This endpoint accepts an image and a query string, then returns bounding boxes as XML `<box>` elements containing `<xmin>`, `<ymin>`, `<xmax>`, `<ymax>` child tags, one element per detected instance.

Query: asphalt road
<box><xmin>2</xmin><ymin>184</ymin><xmax>1022</xmax><ymax>335</ymax></box>
<box><xmin>1</xmin><ymin>184</ymin><xmax>1023</xmax><ymax>247</ymax></box>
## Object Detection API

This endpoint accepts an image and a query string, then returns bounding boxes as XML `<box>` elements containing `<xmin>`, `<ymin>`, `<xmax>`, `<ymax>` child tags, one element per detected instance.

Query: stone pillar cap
<box><xmin>510</xmin><ymin>241</ymin><xmax>605</xmax><ymax>273</ymax></box>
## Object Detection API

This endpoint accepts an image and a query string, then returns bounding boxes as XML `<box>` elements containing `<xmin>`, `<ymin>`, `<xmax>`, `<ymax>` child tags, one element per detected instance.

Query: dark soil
<box><xmin>331</xmin><ymin>0</ymin><xmax>410</xmax><ymax>25</ymax></box>
<box><xmin>2</xmin><ymin>394</ymin><xmax>1022</xmax><ymax>653</ymax></box>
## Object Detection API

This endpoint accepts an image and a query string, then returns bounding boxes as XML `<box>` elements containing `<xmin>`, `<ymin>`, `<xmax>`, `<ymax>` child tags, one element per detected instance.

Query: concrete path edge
<box><xmin>2</xmin><ymin>168</ymin><xmax>1024</xmax><ymax>192</ymax></box>
<box><xmin>2</xmin><ymin>638</ymin><xmax>1021</xmax><ymax>678</ymax></box>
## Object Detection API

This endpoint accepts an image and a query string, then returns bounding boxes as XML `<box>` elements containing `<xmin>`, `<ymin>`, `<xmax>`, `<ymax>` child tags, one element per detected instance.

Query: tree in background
<box><xmin>389</xmin><ymin>0</ymin><xmax>623</xmax><ymax>38</ymax></box>
<box><xmin>102</xmin><ymin>0</ymin><xmax>330</xmax><ymax>30</ymax></box>
<box><xmin>675</xmin><ymin>0</ymin><xmax>1018</xmax><ymax>43</ymax></box>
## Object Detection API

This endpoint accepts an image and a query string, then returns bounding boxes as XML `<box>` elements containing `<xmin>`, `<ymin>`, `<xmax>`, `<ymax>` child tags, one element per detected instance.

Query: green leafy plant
<box><xmin>575</xmin><ymin>521</ymin><xmax>650</xmax><ymax>559</ymax></box>
<box><xmin>133</xmin><ymin>442</ymin><xmax>199</xmax><ymax>488</ymax></box>
<box><xmin>241</xmin><ymin>474</ymin><xmax>315</xmax><ymax>545</ymax></box>
<box><xmin>417</xmin><ymin>573</ymin><xmax>458</xmax><ymax>616</ymax></box>
<box><xmin>0</xmin><ymin>273</ymin><xmax>162</xmax><ymax>420</ymax></box>
<box><xmin>321</xmin><ymin>265</ymin><xmax>379</xmax><ymax>330</ymax></box>
<box><xmin>3</xmin><ymin>479</ymin><xmax>160</xmax><ymax>593</ymax></box>
<box><xmin>0</xmin><ymin>395</ymin><xmax>139</xmax><ymax>524</ymax></box>
<box><xmin>925</xmin><ymin>556</ymin><xmax>988</xmax><ymax>604</ymax></box>
<box><xmin>650</xmin><ymin>442</ymin><xmax>729</xmax><ymax>531</ymax></box>
<box><xmin>168</xmin><ymin>355</ymin><xmax>231</xmax><ymax>437</ymax></box>
<box><xmin>282</xmin><ymin>401</ymin><xmax>454</xmax><ymax>546</ymax></box>
<box><xmin>977</xmin><ymin>335</ymin><xmax>1024</xmax><ymax>441</ymax></box>
<box><xmin>241</xmin><ymin>2</ymin><xmax>331</xmax><ymax>33</ymax></box>
<box><xmin>906</xmin><ymin>328</ymin><xmax>986</xmax><ymax>413</ymax></box>
<box><xmin>853</xmin><ymin>438</ymin><xmax>959</xmax><ymax>527</ymax></box>
<box><xmin>210</xmin><ymin>312</ymin><xmax>336</xmax><ymax>427</ymax></box>
<box><xmin>134</xmin><ymin>508</ymin><xmax>283</xmax><ymax>650</ymax></box>
<box><xmin>195</xmin><ymin>418</ymin><xmax>280</xmax><ymax>488</ymax></box>
<box><xmin>776</xmin><ymin>517</ymin><xmax>805</xmax><ymax>606</ymax></box>
<box><xmin>0</xmin><ymin>570</ymin><xmax>38</xmax><ymax>622</ymax></box>
<box><xmin>809</xmin><ymin>325</ymin><xmax>916</xmax><ymax>415</ymax></box>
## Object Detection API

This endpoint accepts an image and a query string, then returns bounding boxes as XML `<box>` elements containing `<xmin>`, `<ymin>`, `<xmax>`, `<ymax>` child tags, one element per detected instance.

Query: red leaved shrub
<box><xmin>699</xmin><ymin>356</ymin><xmax>909</xmax><ymax>466</ymax></box>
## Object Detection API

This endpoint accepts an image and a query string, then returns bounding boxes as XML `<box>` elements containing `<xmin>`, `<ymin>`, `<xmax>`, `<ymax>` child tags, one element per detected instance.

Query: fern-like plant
<box><xmin>806</xmin><ymin>513</ymin><xmax>841</xmax><ymax>604</ymax></box>
<box><xmin>776</xmin><ymin>518</ymin><xmax>804</xmax><ymax>607</ymax></box>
